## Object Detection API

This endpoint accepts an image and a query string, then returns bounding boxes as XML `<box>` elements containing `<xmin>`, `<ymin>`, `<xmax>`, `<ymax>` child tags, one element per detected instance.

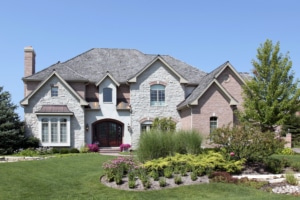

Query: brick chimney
<box><xmin>24</xmin><ymin>46</ymin><xmax>36</xmax><ymax>77</ymax></box>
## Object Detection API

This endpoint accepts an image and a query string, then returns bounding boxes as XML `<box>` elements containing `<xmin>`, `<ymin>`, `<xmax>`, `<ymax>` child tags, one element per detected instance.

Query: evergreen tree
<box><xmin>242</xmin><ymin>39</ymin><xmax>300</xmax><ymax>132</ymax></box>
<box><xmin>0</xmin><ymin>86</ymin><xmax>25</xmax><ymax>154</ymax></box>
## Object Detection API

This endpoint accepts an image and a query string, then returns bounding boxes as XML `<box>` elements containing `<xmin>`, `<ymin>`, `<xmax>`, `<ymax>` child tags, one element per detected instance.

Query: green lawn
<box><xmin>0</xmin><ymin>153</ymin><xmax>298</xmax><ymax>200</ymax></box>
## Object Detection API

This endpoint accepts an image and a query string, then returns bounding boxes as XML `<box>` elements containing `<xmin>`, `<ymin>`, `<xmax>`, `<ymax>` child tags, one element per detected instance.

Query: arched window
<box><xmin>150</xmin><ymin>84</ymin><xmax>165</xmax><ymax>106</ymax></box>
<box><xmin>210</xmin><ymin>116</ymin><xmax>218</xmax><ymax>134</ymax></box>
<box><xmin>103</xmin><ymin>87</ymin><xmax>112</xmax><ymax>102</ymax></box>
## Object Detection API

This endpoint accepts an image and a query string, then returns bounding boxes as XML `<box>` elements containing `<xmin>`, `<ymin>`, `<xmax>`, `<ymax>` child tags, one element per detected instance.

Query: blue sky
<box><xmin>1</xmin><ymin>0</ymin><xmax>300</xmax><ymax>120</ymax></box>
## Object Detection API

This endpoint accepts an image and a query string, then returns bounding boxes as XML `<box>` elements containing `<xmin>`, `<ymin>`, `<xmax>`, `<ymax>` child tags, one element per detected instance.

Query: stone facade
<box><xmin>24</xmin><ymin>76</ymin><xmax>85</xmax><ymax>148</ymax></box>
<box><xmin>22</xmin><ymin>47</ymin><xmax>247</xmax><ymax>150</ymax></box>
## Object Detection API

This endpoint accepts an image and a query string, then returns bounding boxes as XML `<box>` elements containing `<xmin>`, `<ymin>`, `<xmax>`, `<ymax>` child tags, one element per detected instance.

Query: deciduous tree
<box><xmin>242</xmin><ymin>39</ymin><xmax>300</xmax><ymax>132</ymax></box>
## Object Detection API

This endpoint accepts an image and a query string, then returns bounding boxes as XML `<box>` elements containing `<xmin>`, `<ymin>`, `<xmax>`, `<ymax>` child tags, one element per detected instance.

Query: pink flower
<box><xmin>230</xmin><ymin>152</ymin><xmax>235</xmax><ymax>157</ymax></box>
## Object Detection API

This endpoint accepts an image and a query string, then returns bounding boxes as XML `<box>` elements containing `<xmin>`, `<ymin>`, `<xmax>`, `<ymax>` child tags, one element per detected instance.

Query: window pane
<box><xmin>210</xmin><ymin>117</ymin><xmax>218</xmax><ymax>133</ymax></box>
<box><xmin>103</xmin><ymin>88</ymin><xmax>112</xmax><ymax>102</ymax></box>
<box><xmin>60</xmin><ymin>118</ymin><xmax>67</xmax><ymax>143</ymax></box>
<box><xmin>42</xmin><ymin>118</ymin><xmax>49</xmax><ymax>142</ymax></box>
<box><xmin>51</xmin><ymin>118</ymin><xmax>58</xmax><ymax>142</ymax></box>
<box><xmin>150</xmin><ymin>84</ymin><xmax>165</xmax><ymax>106</ymax></box>
<box><xmin>51</xmin><ymin>87</ymin><xmax>58</xmax><ymax>97</ymax></box>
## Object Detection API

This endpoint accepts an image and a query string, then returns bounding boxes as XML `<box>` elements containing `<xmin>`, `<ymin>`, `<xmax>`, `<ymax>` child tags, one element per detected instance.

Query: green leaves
<box><xmin>243</xmin><ymin>39</ymin><xmax>300</xmax><ymax>132</ymax></box>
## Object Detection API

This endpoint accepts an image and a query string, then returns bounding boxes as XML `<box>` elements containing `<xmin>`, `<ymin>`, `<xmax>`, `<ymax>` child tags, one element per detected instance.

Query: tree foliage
<box><xmin>0</xmin><ymin>86</ymin><xmax>38</xmax><ymax>154</ymax></box>
<box><xmin>152</xmin><ymin>117</ymin><xmax>176</xmax><ymax>132</ymax></box>
<box><xmin>242</xmin><ymin>39</ymin><xmax>300</xmax><ymax>132</ymax></box>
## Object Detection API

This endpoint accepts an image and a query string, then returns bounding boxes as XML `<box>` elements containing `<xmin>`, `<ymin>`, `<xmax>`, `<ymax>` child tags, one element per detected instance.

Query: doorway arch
<box><xmin>92</xmin><ymin>119</ymin><xmax>123</xmax><ymax>147</ymax></box>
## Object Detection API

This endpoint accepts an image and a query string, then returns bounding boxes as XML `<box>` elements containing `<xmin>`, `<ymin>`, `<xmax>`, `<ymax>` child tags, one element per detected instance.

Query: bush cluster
<box><xmin>211</xmin><ymin>122</ymin><xmax>285</xmax><ymax>162</ymax></box>
<box><xmin>142</xmin><ymin>152</ymin><xmax>245</xmax><ymax>175</ymax></box>
<box><xmin>137</xmin><ymin>129</ymin><xmax>202</xmax><ymax>162</ymax></box>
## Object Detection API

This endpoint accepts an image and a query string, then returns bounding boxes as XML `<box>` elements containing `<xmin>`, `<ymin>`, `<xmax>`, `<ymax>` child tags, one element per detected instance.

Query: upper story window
<box><xmin>103</xmin><ymin>87</ymin><xmax>112</xmax><ymax>103</ymax></box>
<box><xmin>150</xmin><ymin>84</ymin><xmax>165</xmax><ymax>106</ymax></box>
<box><xmin>51</xmin><ymin>86</ymin><xmax>58</xmax><ymax>97</ymax></box>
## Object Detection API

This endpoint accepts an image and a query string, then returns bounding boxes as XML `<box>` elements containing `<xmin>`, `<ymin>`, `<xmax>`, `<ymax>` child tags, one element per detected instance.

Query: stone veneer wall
<box><xmin>24</xmin><ymin>76</ymin><xmax>85</xmax><ymax>149</ymax></box>
<box><xmin>129</xmin><ymin>61</ymin><xmax>185</xmax><ymax>148</ymax></box>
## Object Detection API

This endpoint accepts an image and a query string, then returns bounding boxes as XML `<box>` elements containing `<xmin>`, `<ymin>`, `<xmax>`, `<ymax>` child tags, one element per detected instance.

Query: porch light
<box><xmin>127</xmin><ymin>123</ymin><xmax>131</xmax><ymax>132</ymax></box>
<box><xmin>85</xmin><ymin>123</ymin><xmax>89</xmax><ymax>131</ymax></box>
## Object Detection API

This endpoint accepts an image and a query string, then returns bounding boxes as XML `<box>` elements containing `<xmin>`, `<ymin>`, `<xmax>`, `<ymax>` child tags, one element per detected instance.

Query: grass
<box><xmin>0</xmin><ymin>153</ymin><xmax>299</xmax><ymax>200</ymax></box>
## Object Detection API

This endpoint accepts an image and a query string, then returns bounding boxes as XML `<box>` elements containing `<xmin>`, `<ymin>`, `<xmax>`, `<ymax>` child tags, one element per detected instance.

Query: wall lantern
<box><xmin>85</xmin><ymin>123</ymin><xmax>89</xmax><ymax>131</ymax></box>
<box><xmin>127</xmin><ymin>123</ymin><xmax>131</xmax><ymax>132</ymax></box>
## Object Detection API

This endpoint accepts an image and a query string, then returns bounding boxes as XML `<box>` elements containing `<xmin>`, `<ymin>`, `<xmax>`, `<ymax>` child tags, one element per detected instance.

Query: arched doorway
<box><xmin>92</xmin><ymin>119</ymin><xmax>123</xmax><ymax>147</ymax></box>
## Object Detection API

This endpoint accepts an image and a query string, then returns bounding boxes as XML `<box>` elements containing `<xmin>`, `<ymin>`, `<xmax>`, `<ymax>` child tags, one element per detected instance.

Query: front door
<box><xmin>93</xmin><ymin>120</ymin><xmax>123</xmax><ymax>147</ymax></box>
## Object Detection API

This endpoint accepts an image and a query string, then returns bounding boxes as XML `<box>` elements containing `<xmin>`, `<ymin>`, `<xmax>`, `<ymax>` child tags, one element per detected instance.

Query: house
<box><xmin>21</xmin><ymin>46</ymin><xmax>247</xmax><ymax>149</ymax></box>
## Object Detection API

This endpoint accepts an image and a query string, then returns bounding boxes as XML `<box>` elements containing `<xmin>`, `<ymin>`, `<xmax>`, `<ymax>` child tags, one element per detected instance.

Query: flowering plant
<box><xmin>120</xmin><ymin>143</ymin><xmax>131</xmax><ymax>152</ymax></box>
<box><xmin>87</xmin><ymin>143</ymin><xmax>99</xmax><ymax>152</ymax></box>
<box><xmin>102</xmin><ymin>156</ymin><xmax>141</xmax><ymax>182</ymax></box>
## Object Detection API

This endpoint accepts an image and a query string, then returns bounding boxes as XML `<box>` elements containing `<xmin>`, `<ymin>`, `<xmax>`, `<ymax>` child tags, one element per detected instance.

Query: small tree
<box><xmin>242</xmin><ymin>39</ymin><xmax>300</xmax><ymax>132</ymax></box>
<box><xmin>211</xmin><ymin>122</ymin><xmax>285</xmax><ymax>162</ymax></box>
<box><xmin>0</xmin><ymin>87</ymin><xmax>38</xmax><ymax>154</ymax></box>
<box><xmin>152</xmin><ymin>117</ymin><xmax>176</xmax><ymax>132</ymax></box>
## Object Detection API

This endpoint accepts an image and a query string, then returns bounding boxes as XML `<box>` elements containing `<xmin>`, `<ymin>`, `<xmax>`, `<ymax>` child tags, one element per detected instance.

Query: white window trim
<box><xmin>150</xmin><ymin>84</ymin><xmax>165</xmax><ymax>106</ymax></box>
<box><xmin>38</xmin><ymin>116</ymin><xmax>71</xmax><ymax>147</ymax></box>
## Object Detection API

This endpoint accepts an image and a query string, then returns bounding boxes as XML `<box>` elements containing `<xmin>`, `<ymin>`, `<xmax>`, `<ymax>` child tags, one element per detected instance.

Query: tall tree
<box><xmin>242</xmin><ymin>39</ymin><xmax>300</xmax><ymax>132</ymax></box>
<box><xmin>0</xmin><ymin>86</ymin><xmax>25</xmax><ymax>154</ymax></box>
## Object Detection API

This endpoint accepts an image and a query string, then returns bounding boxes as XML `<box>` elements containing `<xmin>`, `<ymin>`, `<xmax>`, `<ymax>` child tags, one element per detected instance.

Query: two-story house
<box><xmin>21</xmin><ymin>46</ymin><xmax>246</xmax><ymax>149</ymax></box>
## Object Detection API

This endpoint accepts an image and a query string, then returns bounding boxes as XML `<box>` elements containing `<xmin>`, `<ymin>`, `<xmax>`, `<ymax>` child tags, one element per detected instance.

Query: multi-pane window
<box><xmin>51</xmin><ymin>118</ymin><xmax>58</xmax><ymax>142</ymax></box>
<box><xmin>41</xmin><ymin>117</ymin><xmax>69</xmax><ymax>146</ymax></box>
<box><xmin>210</xmin><ymin>117</ymin><xmax>218</xmax><ymax>134</ymax></box>
<box><xmin>60</xmin><ymin>119</ymin><xmax>67</xmax><ymax>142</ymax></box>
<box><xmin>150</xmin><ymin>84</ymin><xmax>165</xmax><ymax>106</ymax></box>
<box><xmin>103</xmin><ymin>87</ymin><xmax>112</xmax><ymax>102</ymax></box>
<box><xmin>51</xmin><ymin>86</ymin><xmax>58</xmax><ymax>97</ymax></box>
<box><xmin>42</xmin><ymin>118</ymin><xmax>49</xmax><ymax>142</ymax></box>
<box><xmin>141</xmin><ymin>121</ymin><xmax>152</xmax><ymax>132</ymax></box>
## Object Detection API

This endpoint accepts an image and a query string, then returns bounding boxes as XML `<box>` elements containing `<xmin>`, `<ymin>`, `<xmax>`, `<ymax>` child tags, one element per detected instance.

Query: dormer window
<box><xmin>103</xmin><ymin>87</ymin><xmax>112</xmax><ymax>103</ymax></box>
<box><xmin>51</xmin><ymin>86</ymin><xmax>58</xmax><ymax>97</ymax></box>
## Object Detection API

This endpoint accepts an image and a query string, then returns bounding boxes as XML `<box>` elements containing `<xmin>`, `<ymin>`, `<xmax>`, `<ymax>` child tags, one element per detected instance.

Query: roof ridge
<box><xmin>61</xmin><ymin>48</ymin><xmax>95</xmax><ymax>64</ymax></box>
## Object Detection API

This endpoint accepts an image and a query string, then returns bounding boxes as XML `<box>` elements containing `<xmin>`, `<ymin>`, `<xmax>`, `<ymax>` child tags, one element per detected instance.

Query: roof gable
<box><xmin>20</xmin><ymin>71</ymin><xmax>88</xmax><ymax>106</ymax></box>
<box><xmin>177</xmin><ymin>62</ymin><xmax>242</xmax><ymax>110</ymax></box>
<box><xmin>127</xmin><ymin>56</ymin><xmax>188</xmax><ymax>84</ymax></box>
<box><xmin>96</xmin><ymin>72</ymin><xmax>120</xmax><ymax>87</ymax></box>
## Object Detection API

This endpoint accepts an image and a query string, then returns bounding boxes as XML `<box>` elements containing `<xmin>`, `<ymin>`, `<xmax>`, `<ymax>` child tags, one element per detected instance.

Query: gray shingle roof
<box><xmin>177</xmin><ymin>61</ymin><xmax>232</xmax><ymax>108</ymax></box>
<box><xmin>23</xmin><ymin>48</ymin><xmax>207</xmax><ymax>84</ymax></box>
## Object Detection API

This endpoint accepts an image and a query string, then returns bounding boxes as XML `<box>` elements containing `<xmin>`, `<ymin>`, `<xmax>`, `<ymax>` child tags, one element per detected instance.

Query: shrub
<box><xmin>143</xmin><ymin>152</ymin><xmax>245</xmax><ymax>175</ymax></box>
<box><xmin>173</xmin><ymin>130</ymin><xmax>202</xmax><ymax>154</ymax></box>
<box><xmin>211</xmin><ymin>122</ymin><xmax>285</xmax><ymax>162</ymax></box>
<box><xmin>278</xmin><ymin>148</ymin><xmax>295</xmax><ymax>155</ymax></box>
<box><xmin>128</xmin><ymin>180</ymin><xmax>136</xmax><ymax>189</ymax></box>
<box><xmin>137</xmin><ymin>129</ymin><xmax>202</xmax><ymax>162</ymax></box>
<box><xmin>102</xmin><ymin>156</ymin><xmax>141</xmax><ymax>179</ymax></box>
<box><xmin>174</xmin><ymin>175</ymin><xmax>182</xmax><ymax>185</ymax></box>
<box><xmin>79</xmin><ymin>145</ymin><xmax>89</xmax><ymax>153</ymax></box>
<box><xmin>285</xmin><ymin>171</ymin><xmax>299</xmax><ymax>185</ymax></box>
<box><xmin>291</xmin><ymin>162</ymin><xmax>300</xmax><ymax>172</ymax></box>
<box><xmin>210</xmin><ymin>171</ymin><xmax>238</xmax><ymax>184</ymax></box>
<box><xmin>263</xmin><ymin>157</ymin><xmax>284</xmax><ymax>174</ymax></box>
<box><xmin>88</xmin><ymin>144</ymin><xmax>99</xmax><ymax>152</ymax></box>
<box><xmin>52</xmin><ymin>148</ymin><xmax>60</xmax><ymax>154</ymax></box>
<box><xmin>149</xmin><ymin>170</ymin><xmax>159</xmax><ymax>181</ymax></box>
<box><xmin>190</xmin><ymin>170</ymin><xmax>198</xmax><ymax>181</ymax></box>
<box><xmin>164</xmin><ymin>166</ymin><xmax>173</xmax><ymax>178</ymax></box>
<box><xmin>159</xmin><ymin>177</ymin><xmax>167</xmax><ymax>187</ymax></box>
<box><xmin>120</xmin><ymin>144</ymin><xmax>131</xmax><ymax>152</ymax></box>
<box><xmin>70</xmin><ymin>148</ymin><xmax>79</xmax><ymax>153</ymax></box>
<box><xmin>22</xmin><ymin>136</ymin><xmax>40</xmax><ymax>149</ymax></box>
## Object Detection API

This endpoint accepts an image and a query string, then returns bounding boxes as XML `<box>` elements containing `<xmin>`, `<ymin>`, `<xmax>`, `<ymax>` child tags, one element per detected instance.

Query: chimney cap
<box><xmin>24</xmin><ymin>46</ymin><xmax>35</xmax><ymax>53</ymax></box>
